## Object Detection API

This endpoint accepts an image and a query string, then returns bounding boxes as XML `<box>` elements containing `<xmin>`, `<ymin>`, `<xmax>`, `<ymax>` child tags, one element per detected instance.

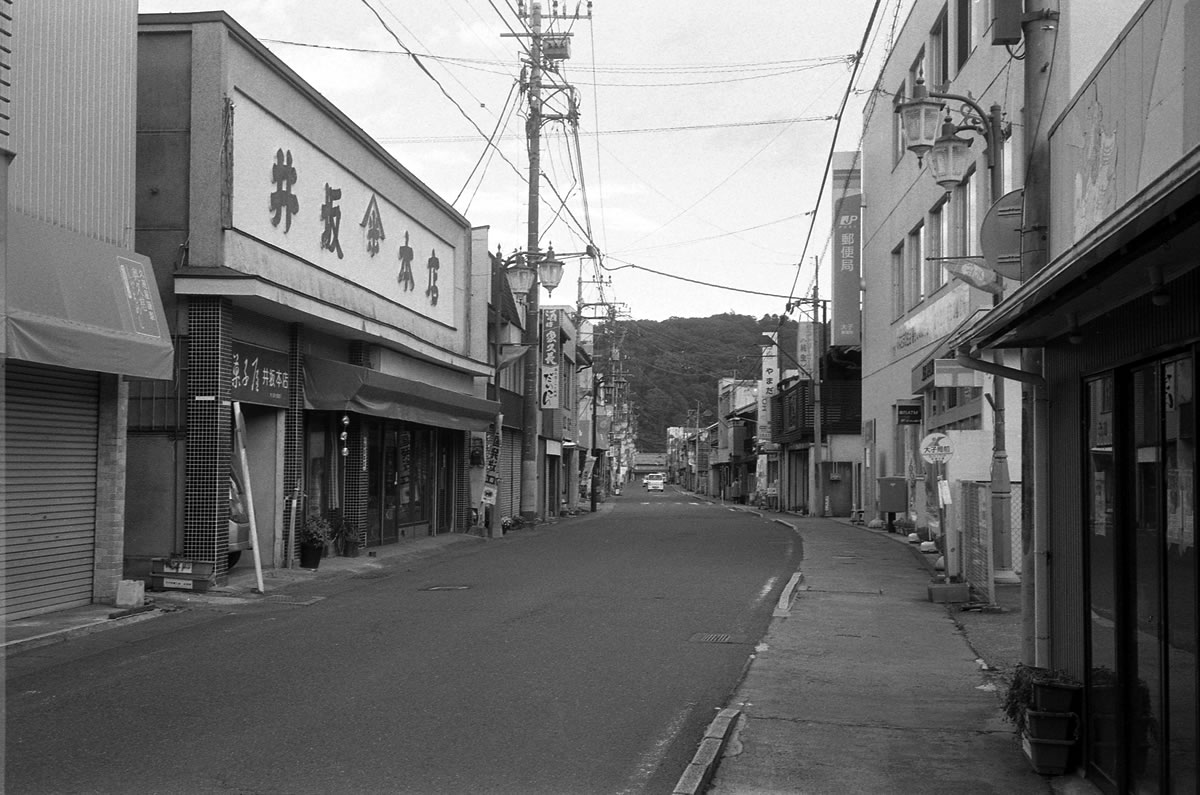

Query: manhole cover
<box><xmin>421</xmin><ymin>585</ymin><xmax>471</xmax><ymax>591</ymax></box>
<box><xmin>262</xmin><ymin>595</ymin><xmax>326</xmax><ymax>606</ymax></box>
<box><xmin>689</xmin><ymin>632</ymin><xmax>743</xmax><ymax>644</ymax></box>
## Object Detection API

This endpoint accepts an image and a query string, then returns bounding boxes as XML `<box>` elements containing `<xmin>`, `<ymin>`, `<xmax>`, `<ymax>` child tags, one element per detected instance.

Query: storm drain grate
<box><xmin>262</xmin><ymin>595</ymin><xmax>326</xmax><ymax>606</ymax></box>
<box><xmin>689</xmin><ymin>632</ymin><xmax>742</xmax><ymax>644</ymax></box>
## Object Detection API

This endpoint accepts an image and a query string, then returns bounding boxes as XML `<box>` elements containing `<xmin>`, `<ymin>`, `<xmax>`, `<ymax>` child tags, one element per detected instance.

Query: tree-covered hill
<box><xmin>609</xmin><ymin>313</ymin><xmax>799</xmax><ymax>452</ymax></box>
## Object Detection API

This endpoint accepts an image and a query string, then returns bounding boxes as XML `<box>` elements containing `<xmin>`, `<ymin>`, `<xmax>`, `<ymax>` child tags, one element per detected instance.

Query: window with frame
<box><xmin>927</xmin><ymin>199</ymin><xmax>948</xmax><ymax>294</ymax></box>
<box><xmin>955</xmin><ymin>0</ymin><xmax>974</xmax><ymax>72</ymax></box>
<box><xmin>907</xmin><ymin>223</ymin><xmax>925</xmax><ymax>308</ymax></box>
<box><xmin>953</xmin><ymin>168</ymin><xmax>979</xmax><ymax>257</ymax></box>
<box><xmin>930</xmin><ymin>7</ymin><xmax>949</xmax><ymax>89</ymax></box>
<box><xmin>891</xmin><ymin>243</ymin><xmax>906</xmax><ymax>318</ymax></box>
<box><xmin>892</xmin><ymin>82</ymin><xmax>908</xmax><ymax>166</ymax></box>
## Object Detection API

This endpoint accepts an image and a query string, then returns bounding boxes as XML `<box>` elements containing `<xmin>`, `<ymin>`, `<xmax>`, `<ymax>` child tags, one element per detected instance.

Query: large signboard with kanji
<box><xmin>231</xmin><ymin>92</ymin><xmax>457</xmax><ymax>325</ymax></box>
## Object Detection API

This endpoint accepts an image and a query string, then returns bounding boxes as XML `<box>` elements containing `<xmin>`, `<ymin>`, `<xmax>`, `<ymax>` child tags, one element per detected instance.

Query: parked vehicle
<box><xmin>645</xmin><ymin>473</ymin><xmax>665</xmax><ymax>492</ymax></box>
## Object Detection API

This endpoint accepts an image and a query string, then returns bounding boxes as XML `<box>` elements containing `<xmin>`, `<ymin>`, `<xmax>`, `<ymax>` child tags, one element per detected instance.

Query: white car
<box><xmin>645</xmin><ymin>474</ymin><xmax>665</xmax><ymax>492</ymax></box>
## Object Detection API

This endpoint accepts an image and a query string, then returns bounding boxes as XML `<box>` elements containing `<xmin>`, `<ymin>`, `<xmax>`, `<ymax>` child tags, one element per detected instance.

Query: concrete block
<box><xmin>115</xmin><ymin>579</ymin><xmax>145</xmax><ymax>608</ymax></box>
<box><xmin>927</xmin><ymin>580</ymin><xmax>970</xmax><ymax>603</ymax></box>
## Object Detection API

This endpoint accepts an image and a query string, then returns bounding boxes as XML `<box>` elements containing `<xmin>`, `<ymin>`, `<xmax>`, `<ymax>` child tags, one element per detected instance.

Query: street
<box><xmin>5</xmin><ymin>489</ymin><xmax>801</xmax><ymax>794</ymax></box>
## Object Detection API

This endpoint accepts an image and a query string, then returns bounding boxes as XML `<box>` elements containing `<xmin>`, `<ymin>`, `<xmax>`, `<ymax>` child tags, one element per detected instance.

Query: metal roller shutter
<box><xmin>4</xmin><ymin>362</ymin><xmax>100</xmax><ymax>619</ymax></box>
<box><xmin>499</xmin><ymin>429</ymin><xmax>522</xmax><ymax>520</ymax></box>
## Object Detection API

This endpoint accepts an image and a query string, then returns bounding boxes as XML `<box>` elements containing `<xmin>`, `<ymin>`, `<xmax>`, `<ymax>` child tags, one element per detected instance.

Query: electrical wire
<box><xmin>453</xmin><ymin>79</ymin><xmax>520</xmax><ymax>206</ymax></box>
<box><xmin>357</xmin><ymin>0</ymin><xmax>528</xmax><ymax>184</ymax></box>
<box><xmin>602</xmin><ymin>257</ymin><xmax>801</xmax><ymax>300</ymax></box>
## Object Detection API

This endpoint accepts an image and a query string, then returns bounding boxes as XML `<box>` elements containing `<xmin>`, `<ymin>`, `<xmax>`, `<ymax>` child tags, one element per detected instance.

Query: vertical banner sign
<box><xmin>758</xmin><ymin>332</ymin><xmax>778</xmax><ymax>444</ymax></box>
<box><xmin>796</xmin><ymin>321</ymin><xmax>816</xmax><ymax>380</ymax></box>
<box><xmin>480</xmin><ymin>422</ymin><xmax>502</xmax><ymax>506</ymax></box>
<box><xmin>540</xmin><ymin>309</ymin><xmax>560</xmax><ymax>409</ymax></box>
<box><xmin>832</xmin><ymin>191</ymin><xmax>863</xmax><ymax>346</ymax></box>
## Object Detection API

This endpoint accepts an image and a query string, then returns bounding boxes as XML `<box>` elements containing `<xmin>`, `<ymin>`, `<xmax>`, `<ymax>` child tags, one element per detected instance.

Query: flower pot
<box><xmin>1033</xmin><ymin>681</ymin><xmax>1081</xmax><ymax>712</ymax></box>
<box><xmin>1022</xmin><ymin>733</ymin><xmax>1074</xmax><ymax>775</ymax></box>
<box><xmin>299</xmin><ymin>542</ymin><xmax>324</xmax><ymax>569</ymax></box>
<box><xmin>1025</xmin><ymin>710</ymin><xmax>1076</xmax><ymax>741</ymax></box>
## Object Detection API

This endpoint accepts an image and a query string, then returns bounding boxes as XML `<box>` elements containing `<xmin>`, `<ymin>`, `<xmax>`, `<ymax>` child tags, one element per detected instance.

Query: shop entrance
<box><xmin>1085</xmin><ymin>351</ymin><xmax>1196</xmax><ymax>793</ymax></box>
<box><xmin>366</xmin><ymin>422</ymin><xmax>434</xmax><ymax>545</ymax></box>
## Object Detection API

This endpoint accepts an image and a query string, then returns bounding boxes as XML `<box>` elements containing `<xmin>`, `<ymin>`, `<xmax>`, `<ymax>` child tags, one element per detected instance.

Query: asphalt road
<box><xmin>5</xmin><ymin>488</ymin><xmax>802</xmax><ymax>794</ymax></box>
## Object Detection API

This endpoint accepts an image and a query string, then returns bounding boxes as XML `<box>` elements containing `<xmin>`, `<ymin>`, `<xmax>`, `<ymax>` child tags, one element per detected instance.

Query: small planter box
<box><xmin>927</xmin><ymin>580</ymin><xmax>970</xmax><ymax>603</ymax></box>
<box><xmin>1033</xmin><ymin>681</ymin><xmax>1081</xmax><ymax>712</ymax></box>
<box><xmin>1022</xmin><ymin>733</ymin><xmax>1074</xmax><ymax>775</ymax></box>
<box><xmin>1026</xmin><ymin>710</ymin><xmax>1076</xmax><ymax>741</ymax></box>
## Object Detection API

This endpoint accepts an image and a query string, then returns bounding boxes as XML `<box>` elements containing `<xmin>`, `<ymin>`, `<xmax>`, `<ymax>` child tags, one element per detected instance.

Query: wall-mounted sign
<box><xmin>231</xmin><ymin>341</ymin><xmax>290</xmax><ymax>407</ymax></box>
<box><xmin>895</xmin><ymin>403</ymin><xmax>923</xmax><ymax>425</ymax></box>
<box><xmin>231</xmin><ymin>92</ymin><xmax>457</xmax><ymax>325</ymax></box>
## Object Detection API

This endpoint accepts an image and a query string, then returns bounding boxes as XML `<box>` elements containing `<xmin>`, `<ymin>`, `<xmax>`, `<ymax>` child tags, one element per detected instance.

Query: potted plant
<box><xmin>297</xmin><ymin>511</ymin><xmax>332</xmax><ymax>569</ymax></box>
<box><xmin>1003</xmin><ymin>664</ymin><xmax>1082</xmax><ymax>775</ymax></box>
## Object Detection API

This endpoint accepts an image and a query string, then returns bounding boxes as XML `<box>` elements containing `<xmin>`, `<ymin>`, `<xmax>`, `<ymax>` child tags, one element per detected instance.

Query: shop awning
<box><xmin>6</xmin><ymin>212</ymin><xmax>174</xmax><ymax>380</ymax></box>
<box><xmin>304</xmin><ymin>356</ymin><xmax>500</xmax><ymax>432</ymax></box>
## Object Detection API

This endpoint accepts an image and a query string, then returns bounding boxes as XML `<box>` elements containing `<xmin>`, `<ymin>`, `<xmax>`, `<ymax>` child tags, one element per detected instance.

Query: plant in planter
<box><xmin>297</xmin><ymin>512</ymin><xmax>332</xmax><ymax>569</ymax></box>
<box><xmin>1003</xmin><ymin>664</ymin><xmax>1082</xmax><ymax>775</ymax></box>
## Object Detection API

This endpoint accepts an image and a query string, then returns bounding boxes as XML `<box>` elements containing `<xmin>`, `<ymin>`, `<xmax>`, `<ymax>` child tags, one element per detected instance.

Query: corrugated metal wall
<box><xmin>1045</xmin><ymin>265</ymin><xmax>1200</xmax><ymax>674</ymax></box>
<box><xmin>10</xmin><ymin>0</ymin><xmax>136</xmax><ymax>246</ymax></box>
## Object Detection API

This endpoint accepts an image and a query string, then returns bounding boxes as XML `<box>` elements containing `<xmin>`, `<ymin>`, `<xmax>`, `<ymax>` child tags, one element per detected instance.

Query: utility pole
<box><xmin>516</xmin><ymin>1</ymin><xmax>544</xmax><ymax>522</ymax></box>
<box><xmin>811</xmin><ymin>277</ymin><xmax>825</xmax><ymax>517</ymax></box>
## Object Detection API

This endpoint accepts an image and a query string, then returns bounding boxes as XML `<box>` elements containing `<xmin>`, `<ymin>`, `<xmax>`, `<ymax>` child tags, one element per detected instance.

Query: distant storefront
<box><xmin>127</xmin><ymin>13</ymin><xmax>496</xmax><ymax>583</ymax></box>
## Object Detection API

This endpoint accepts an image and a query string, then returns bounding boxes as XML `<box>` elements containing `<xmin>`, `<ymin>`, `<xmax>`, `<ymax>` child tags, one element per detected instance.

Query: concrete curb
<box><xmin>2</xmin><ymin>607</ymin><xmax>167</xmax><ymax>655</ymax></box>
<box><xmin>673</xmin><ymin>707</ymin><xmax>741</xmax><ymax>795</ymax></box>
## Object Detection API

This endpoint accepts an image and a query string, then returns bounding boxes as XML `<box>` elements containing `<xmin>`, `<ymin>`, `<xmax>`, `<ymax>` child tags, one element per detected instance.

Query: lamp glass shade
<box><xmin>899</xmin><ymin>97</ymin><xmax>944</xmax><ymax>158</ymax></box>
<box><xmin>505</xmin><ymin>262</ymin><xmax>536</xmax><ymax>296</ymax></box>
<box><xmin>538</xmin><ymin>257</ymin><xmax>565</xmax><ymax>292</ymax></box>
<box><xmin>929</xmin><ymin>132</ymin><xmax>972</xmax><ymax>188</ymax></box>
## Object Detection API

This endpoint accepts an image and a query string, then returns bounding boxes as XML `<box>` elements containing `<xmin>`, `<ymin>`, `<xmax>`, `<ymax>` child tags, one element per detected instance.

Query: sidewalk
<box><xmin>693</xmin><ymin>506</ymin><xmax>1098</xmax><ymax>795</ymax></box>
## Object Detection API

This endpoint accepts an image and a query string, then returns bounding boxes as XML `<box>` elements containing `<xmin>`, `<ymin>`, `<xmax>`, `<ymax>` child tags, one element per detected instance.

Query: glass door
<box><xmin>1088</xmin><ymin>353</ymin><xmax>1197</xmax><ymax>793</ymax></box>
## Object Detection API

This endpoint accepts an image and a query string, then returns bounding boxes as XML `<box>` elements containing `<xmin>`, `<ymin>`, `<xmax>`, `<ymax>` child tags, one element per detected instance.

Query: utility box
<box><xmin>877</xmin><ymin>477</ymin><xmax>908</xmax><ymax>513</ymax></box>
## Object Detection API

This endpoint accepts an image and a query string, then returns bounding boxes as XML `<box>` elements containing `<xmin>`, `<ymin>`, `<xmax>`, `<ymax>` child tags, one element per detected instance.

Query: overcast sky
<box><xmin>138</xmin><ymin>0</ymin><xmax>909</xmax><ymax>322</ymax></box>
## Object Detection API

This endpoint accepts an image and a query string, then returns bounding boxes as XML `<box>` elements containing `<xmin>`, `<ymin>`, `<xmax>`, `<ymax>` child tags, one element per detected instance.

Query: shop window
<box><xmin>1086</xmin><ymin>356</ymin><xmax>1196</xmax><ymax>792</ymax></box>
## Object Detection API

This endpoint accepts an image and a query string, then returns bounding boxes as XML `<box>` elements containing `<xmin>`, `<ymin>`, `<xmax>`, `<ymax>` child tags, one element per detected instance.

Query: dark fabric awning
<box><xmin>304</xmin><ymin>357</ymin><xmax>500</xmax><ymax>432</ymax></box>
<box><xmin>7</xmin><ymin>212</ymin><xmax>174</xmax><ymax>380</ymax></box>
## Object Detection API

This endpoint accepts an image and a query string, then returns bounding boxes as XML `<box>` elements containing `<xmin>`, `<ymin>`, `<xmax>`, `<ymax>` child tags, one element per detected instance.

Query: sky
<box><xmin>138</xmin><ymin>0</ymin><xmax>911</xmax><ymax>322</ymax></box>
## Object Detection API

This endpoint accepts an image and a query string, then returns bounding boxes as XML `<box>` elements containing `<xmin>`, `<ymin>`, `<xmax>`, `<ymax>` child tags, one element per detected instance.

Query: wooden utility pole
<box><xmin>517</xmin><ymin>1</ymin><xmax>543</xmax><ymax>521</ymax></box>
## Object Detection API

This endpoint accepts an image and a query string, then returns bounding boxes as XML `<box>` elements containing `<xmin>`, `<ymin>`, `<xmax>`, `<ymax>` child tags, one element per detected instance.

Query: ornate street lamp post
<box><xmin>505</xmin><ymin>246</ymin><xmax>564</xmax><ymax>522</ymax></box>
<box><xmin>898</xmin><ymin>77</ymin><xmax>1015</xmax><ymax>578</ymax></box>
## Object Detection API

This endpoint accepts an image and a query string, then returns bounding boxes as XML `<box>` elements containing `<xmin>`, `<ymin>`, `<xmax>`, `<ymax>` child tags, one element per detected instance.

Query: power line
<box><xmin>378</xmin><ymin>115</ymin><xmax>835</xmax><ymax>143</ymax></box>
<box><xmin>602</xmin><ymin>257</ymin><xmax>801</xmax><ymax>300</ymax></box>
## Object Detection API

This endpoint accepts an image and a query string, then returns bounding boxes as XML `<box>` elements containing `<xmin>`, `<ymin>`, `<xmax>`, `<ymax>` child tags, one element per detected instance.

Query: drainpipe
<box><xmin>1022</xmin><ymin>1</ymin><xmax>1059</xmax><ymax>669</ymax></box>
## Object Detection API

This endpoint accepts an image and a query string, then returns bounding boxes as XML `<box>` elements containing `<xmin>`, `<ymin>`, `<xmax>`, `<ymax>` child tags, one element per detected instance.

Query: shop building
<box><xmin>2</xmin><ymin>1</ymin><xmax>176</xmax><ymax>619</ymax></box>
<box><xmin>860</xmin><ymin>1</ymin><xmax>1025</xmax><ymax>576</ymax></box>
<box><xmin>127</xmin><ymin>13</ymin><xmax>497</xmax><ymax>582</ymax></box>
<box><xmin>956</xmin><ymin>2</ymin><xmax>1199</xmax><ymax>790</ymax></box>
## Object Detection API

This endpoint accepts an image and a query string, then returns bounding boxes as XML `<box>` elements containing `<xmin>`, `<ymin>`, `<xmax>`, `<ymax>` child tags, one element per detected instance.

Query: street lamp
<box><xmin>501</xmin><ymin>245</ymin><xmax>565</xmax><ymax>522</ymax></box>
<box><xmin>898</xmin><ymin>77</ymin><xmax>1015</xmax><ymax>578</ymax></box>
